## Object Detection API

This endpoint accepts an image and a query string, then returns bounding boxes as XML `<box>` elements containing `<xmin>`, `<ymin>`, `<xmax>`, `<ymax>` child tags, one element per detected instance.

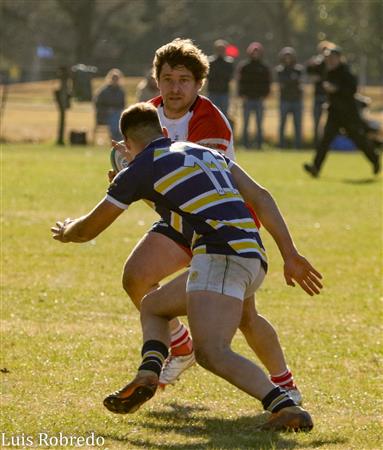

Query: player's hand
<box><xmin>112</xmin><ymin>139</ymin><xmax>131</xmax><ymax>158</ymax></box>
<box><xmin>51</xmin><ymin>218</ymin><xmax>73</xmax><ymax>243</ymax></box>
<box><xmin>108</xmin><ymin>169</ymin><xmax>116</xmax><ymax>182</ymax></box>
<box><xmin>283</xmin><ymin>252</ymin><xmax>323</xmax><ymax>296</ymax></box>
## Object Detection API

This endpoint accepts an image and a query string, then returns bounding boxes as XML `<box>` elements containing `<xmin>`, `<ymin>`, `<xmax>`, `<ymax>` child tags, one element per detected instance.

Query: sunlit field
<box><xmin>1</xmin><ymin>140</ymin><xmax>382</xmax><ymax>449</ymax></box>
<box><xmin>1</xmin><ymin>78</ymin><xmax>382</xmax><ymax>146</ymax></box>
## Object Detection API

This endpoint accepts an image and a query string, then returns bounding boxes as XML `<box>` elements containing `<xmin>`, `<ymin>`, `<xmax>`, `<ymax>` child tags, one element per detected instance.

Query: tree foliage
<box><xmin>1</xmin><ymin>0</ymin><xmax>382</xmax><ymax>82</ymax></box>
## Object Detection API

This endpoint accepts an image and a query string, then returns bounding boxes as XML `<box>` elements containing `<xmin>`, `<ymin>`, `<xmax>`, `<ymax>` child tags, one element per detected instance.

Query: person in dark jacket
<box><xmin>237</xmin><ymin>42</ymin><xmax>271</xmax><ymax>149</ymax></box>
<box><xmin>304</xmin><ymin>47</ymin><xmax>380</xmax><ymax>177</ymax></box>
<box><xmin>276</xmin><ymin>47</ymin><xmax>304</xmax><ymax>149</ymax></box>
<box><xmin>306</xmin><ymin>41</ymin><xmax>336</xmax><ymax>146</ymax></box>
<box><xmin>207</xmin><ymin>39</ymin><xmax>234</xmax><ymax>117</ymax></box>
<box><xmin>94</xmin><ymin>68</ymin><xmax>126</xmax><ymax>140</ymax></box>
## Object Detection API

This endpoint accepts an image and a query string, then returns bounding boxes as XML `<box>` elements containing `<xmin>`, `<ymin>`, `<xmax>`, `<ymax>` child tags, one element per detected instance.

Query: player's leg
<box><xmin>103</xmin><ymin>275</ymin><xmax>190</xmax><ymax>415</ymax></box>
<box><xmin>188</xmin><ymin>290</ymin><xmax>274</xmax><ymax>398</ymax></box>
<box><xmin>240</xmin><ymin>295</ymin><xmax>287</xmax><ymax>374</ymax></box>
<box><xmin>187</xmin><ymin>297</ymin><xmax>312</xmax><ymax>430</ymax></box>
<box><xmin>186</xmin><ymin>255</ymin><xmax>312</xmax><ymax>431</ymax></box>
<box><xmin>239</xmin><ymin>295</ymin><xmax>302</xmax><ymax>404</ymax></box>
<box><xmin>141</xmin><ymin>269</ymin><xmax>301</xmax><ymax>396</ymax></box>
<box><xmin>123</xmin><ymin>231</ymin><xmax>194</xmax><ymax>381</ymax></box>
<box><xmin>139</xmin><ymin>274</ymin><xmax>189</xmax><ymax>345</ymax></box>
<box><xmin>122</xmin><ymin>229</ymin><xmax>191</xmax><ymax>347</ymax></box>
<box><xmin>122</xmin><ymin>231</ymin><xmax>190</xmax><ymax>309</ymax></box>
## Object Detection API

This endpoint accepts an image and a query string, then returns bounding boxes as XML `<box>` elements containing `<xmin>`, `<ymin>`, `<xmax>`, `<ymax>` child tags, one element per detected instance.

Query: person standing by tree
<box><xmin>237</xmin><ymin>42</ymin><xmax>271</xmax><ymax>150</ymax></box>
<box><xmin>276</xmin><ymin>47</ymin><xmax>304</xmax><ymax>149</ymax></box>
<box><xmin>303</xmin><ymin>47</ymin><xmax>381</xmax><ymax>177</ymax></box>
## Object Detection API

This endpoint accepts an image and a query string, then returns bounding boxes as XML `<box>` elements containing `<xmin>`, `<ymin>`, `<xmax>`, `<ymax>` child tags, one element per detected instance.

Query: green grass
<box><xmin>1</xmin><ymin>143</ymin><xmax>382</xmax><ymax>449</ymax></box>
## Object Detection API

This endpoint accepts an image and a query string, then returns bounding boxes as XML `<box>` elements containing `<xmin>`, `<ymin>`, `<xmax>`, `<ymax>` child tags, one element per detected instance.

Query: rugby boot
<box><xmin>103</xmin><ymin>372</ymin><xmax>158</xmax><ymax>414</ymax></box>
<box><xmin>259</xmin><ymin>406</ymin><xmax>313</xmax><ymax>432</ymax></box>
<box><xmin>159</xmin><ymin>352</ymin><xmax>196</xmax><ymax>388</ymax></box>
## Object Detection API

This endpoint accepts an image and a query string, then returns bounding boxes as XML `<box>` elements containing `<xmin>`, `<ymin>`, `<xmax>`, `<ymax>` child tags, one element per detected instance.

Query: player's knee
<box><xmin>122</xmin><ymin>265</ymin><xmax>137</xmax><ymax>296</ymax></box>
<box><xmin>194</xmin><ymin>344</ymin><xmax>227</xmax><ymax>373</ymax></box>
<box><xmin>122</xmin><ymin>261</ymin><xmax>156</xmax><ymax>299</ymax></box>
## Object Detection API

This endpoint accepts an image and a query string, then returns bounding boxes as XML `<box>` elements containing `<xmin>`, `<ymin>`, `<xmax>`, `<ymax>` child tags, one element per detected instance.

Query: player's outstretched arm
<box><xmin>230</xmin><ymin>163</ymin><xmax>323</xmax><ymax>296</ymax></box>
<box><xmin>51</xmin><ymin>198</ymin><xmax>123</xmax><ymax>243</ymax></box>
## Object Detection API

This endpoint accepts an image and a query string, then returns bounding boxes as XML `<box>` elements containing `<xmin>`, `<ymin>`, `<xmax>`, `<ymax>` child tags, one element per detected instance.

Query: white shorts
<box><xmin>186</xmin><ymin>254</ymin><xmax>265</xmax><ymax>301</ymax></box>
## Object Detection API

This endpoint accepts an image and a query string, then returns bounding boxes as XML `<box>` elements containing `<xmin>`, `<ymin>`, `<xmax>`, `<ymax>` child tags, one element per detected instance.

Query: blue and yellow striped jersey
<box><xmin>106</xmin><ymin>138</ymin><xmax>267</xmax><ymax>268</ymax></box>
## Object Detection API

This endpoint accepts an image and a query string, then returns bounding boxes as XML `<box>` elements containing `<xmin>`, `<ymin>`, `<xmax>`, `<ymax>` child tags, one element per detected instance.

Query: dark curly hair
<box><xmin>152</xmin><ymin>38</ymin><xmax>209</xmax><ymax>82</ymax></box>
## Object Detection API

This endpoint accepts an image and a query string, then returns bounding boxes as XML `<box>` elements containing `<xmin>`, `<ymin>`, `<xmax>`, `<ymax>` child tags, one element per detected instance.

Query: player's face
<box><xmin>157</xmin><ymin>63</ymin><xmax>202</xmax><ymax>119</ymax></box>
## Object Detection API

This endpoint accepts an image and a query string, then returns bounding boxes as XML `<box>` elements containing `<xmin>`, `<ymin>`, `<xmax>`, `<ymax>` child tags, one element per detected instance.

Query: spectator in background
<box><xmin>303</xmin><ymin>47</ymin><xmax>381</xmax><ymax>177</ymax></box>
<box><xmin>306</xmin><ymin>41</ymin><xmax>336</xmax><ymax>146</ymax></box>
<box><xmin>275</xmin><ymin>47</ymin><xmax>304</xmax><ymax>149</ymax></box>
<box><xmin>207</xmin><ymin>39</ymin><xmax>234</xmax><ymax>117</ymax></box>
<box><xmin>237</xmin><ymin>42</ymin><xmax>271</xmax><ymax>149</ymax></box>
<box><xmin>136</xmin><ymin>70</ymin><xmax>160</xmax><ymax>102</ymax></box>
<box><xmin>94</xmin><ymin>68</ymin><xmax>125</xmax><ymax>140</ymax></box>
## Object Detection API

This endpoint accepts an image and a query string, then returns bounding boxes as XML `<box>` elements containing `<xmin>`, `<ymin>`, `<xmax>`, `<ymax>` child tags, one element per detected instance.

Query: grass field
<box><xmin>1</xmin><ymin>143</ymin><xmax>382</xmax><ymax>449</ymax></box>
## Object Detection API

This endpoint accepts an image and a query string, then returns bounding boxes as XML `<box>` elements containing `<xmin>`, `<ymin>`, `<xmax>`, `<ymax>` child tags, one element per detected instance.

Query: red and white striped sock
<box><xmin>170</xmin><ymin>323</ymin><xmax>193</xmax><ymax>356</ymax></box>
<box><xmin>270</xmin><ymin>368</ymin><xmax>296</xmax><ymax>389</ymax></box>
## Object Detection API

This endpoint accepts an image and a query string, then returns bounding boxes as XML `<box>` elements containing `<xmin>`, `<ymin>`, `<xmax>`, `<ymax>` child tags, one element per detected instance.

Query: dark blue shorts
<box><xmin>149</xmin><ymin>220</ymin><xmax>193</xmax><ymax>256</ymax></box>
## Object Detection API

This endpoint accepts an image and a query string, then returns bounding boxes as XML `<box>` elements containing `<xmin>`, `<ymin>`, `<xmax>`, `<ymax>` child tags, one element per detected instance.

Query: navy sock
<box><xmin>138</xmin><ymin>340</ymin><xmax>169</xmax><ymax>377</ymax></box>
<box><xmin>262</xmin><ymin>386</ymin><xmax>296</xmax><ymax>413</ymax></box>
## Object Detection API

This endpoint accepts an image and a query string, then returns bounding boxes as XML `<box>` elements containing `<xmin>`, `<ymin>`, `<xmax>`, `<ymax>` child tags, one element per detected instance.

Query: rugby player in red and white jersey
<box><xmin>117</xmin><ymin>39</ymin><xmax>301</xmax><ymax>403</ymax></box>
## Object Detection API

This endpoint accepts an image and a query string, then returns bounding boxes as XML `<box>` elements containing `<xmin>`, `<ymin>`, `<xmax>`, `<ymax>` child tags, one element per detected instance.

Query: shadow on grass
<box><xmin>101</xmin><ymin>402</ymin><xmax>348</xmax><ymax>449</ymax></box>
<box><xmin>317</xmin><ymin>175</ymin><xmax>379</xmax><ymax>185</ymax></box>
<box><xmin>341</xmin><ymin>177</ymin><xmax>378</xmax><ymax>185</ymax></box>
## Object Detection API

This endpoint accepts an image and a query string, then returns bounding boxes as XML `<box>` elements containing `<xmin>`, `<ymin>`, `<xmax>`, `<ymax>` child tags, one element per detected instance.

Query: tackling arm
<box><xmin>51</xmin><ymin>198</ymin><xmax>124</xmax><ymax>243</ymax></box>
<box><xmin>230</xmin><ymin>163</ymin><xmax>323</xmax><ymax>296</ymax></box>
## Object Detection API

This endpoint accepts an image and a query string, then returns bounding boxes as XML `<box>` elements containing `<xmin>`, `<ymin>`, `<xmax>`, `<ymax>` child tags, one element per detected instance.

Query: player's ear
<box><xmin>124</xmin><ymin>137</ymin><xmax>131</xmax><ymax>150</ymax></box>
<box><xmin>162</xmin><ymin>127</ymin><xmax>168</xmax><ymax>138</ymax></box>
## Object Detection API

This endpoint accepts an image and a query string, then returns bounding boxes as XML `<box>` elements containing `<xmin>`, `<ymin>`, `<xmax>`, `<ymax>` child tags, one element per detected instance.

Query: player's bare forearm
<box><xmin>51</xmin><ymin>198</ymin><xmax>123</xmax><ymax>243</ymax></box>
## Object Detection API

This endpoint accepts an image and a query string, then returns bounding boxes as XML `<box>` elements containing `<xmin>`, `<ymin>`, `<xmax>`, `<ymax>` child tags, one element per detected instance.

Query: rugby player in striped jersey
<box><xmin>52</xmin><ymin>103</ymin><xmax>322</xmax><ymax>431</ymax></box>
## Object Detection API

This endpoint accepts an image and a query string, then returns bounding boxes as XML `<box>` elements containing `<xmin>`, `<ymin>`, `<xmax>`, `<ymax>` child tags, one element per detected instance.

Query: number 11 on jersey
<box><xmin>184</xmin><ymin>151</ymin><xmax>238</xmax><ymax>195</ymax></box>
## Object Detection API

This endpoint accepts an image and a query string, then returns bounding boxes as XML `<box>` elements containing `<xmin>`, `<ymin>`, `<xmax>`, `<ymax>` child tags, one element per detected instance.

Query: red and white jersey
<box><xmin>150</xmin><ymin>95</ymin><xmax>235</xmax><ymax>160</ymax></box>
<box><xmin>149</xmin><ymin>94</ymin><xmax>260</xmax><ymax>229</ymax></box>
